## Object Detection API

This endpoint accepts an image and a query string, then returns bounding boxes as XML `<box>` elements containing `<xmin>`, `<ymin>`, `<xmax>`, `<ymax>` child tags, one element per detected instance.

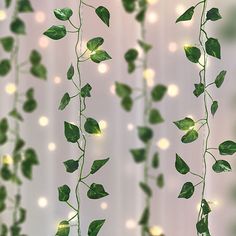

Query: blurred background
<box><xmin>0</xmin><ymin>0</ymin><xmax>236</xmax><ymax>235</ymax></box>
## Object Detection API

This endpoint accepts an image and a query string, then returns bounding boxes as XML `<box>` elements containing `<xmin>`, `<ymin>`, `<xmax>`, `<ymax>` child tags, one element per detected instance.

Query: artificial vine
<box><xmin>175</xmin><ymin>2</ymin><xmax>236</xmax><ymax>235</ymax></box>
<box><xmin>115</xmin><ymin>1</ymin><xmax>166</xmax><ymax>235</ymax></box>
<box><xmin>0</xmin><ymin>0</ymin><xmax>47</xmax><ymax>235</ymax></box>
<box><xmin>44</xmin><ymin>2</ymin><xmax>111</xmax><ymax>236</ymax></box>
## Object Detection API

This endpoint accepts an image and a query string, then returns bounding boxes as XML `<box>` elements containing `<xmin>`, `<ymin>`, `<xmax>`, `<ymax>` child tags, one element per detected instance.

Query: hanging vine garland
<box><xmin>175</xmin><ymin>1</ymin><xmax>236</xmax><ymax>235</ymax></box>
<box><xmin>115</xmin><ymin>1</ymin><xmax>166</xmax><ymax>235</ymax></box>
<box><xmin>0</xmin><ymin>0</ymin><xmax>47</xmax><ymax>235</ymax></box>
<box><xmin>44</xmin><ymin>2</ymin><xmax>111</xmax><ymax>236</ymax></box>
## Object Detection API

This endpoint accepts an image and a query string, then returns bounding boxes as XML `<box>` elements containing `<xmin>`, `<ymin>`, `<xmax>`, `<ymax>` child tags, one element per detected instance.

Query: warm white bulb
<box><xmin>157</xmin><ymin>138</ymin><xmax>170</xmax><ymax>150</ymax></box>
<box><xmin>39</xmin><ymin>116</ymin><xmax>49</xmax><ymax>127</ymax></box>
<box><xmin>38</xmin><ymin>197</ymin><xmax>48</xmax><ymax>208</ymax></box>
<box><xmin>127</xmin><ymin>123</ymin><xmax>134</xmax><ymax>131</ymax></box>
<box><xmin>125</xmin><ymin>219</ymin><xmax>136</xmax><ymax>229</ymax></box>
<box><xmin>110</xmin><ymin>84</ymin><xmax>115</xmax><ymax>95</ymax></box>
<box><xmin>147</xmin><ymin>12</ymin><xmax>159</xmax><ymax>24</ymax></box>
<box><xmin>149</xmin><ymin>226</ymin><xmax>164</xmax><ymax>236</ymax></box>
<box><xmin>54</xmin><ymin>76</ymin><xmax>61</xmax><ymax>84</ymax></box>
<box><xmin>98</xmin><ymin>63</ymin><xmax>109</xmax><ymax>74</ymax></box>
<box><xmin>5</xmin><ymin>83</ymin><xmax>17</xmax><ymax>95</ymax></box>
<box><xmin>100</xmin><ymin>202</ymin><xmax>108</xmax><ymax>210</ymax></box>
<box><xmin>99</xmin><ymin>120</ymin><xmax>107</xmax><ymax>130</ymax></box>
<box><xmin>48</xmin><ymin>142</ymin><xmax>56</xmax><ymax>151</ymax></box>
<box><xmin>39</xmin><ymin>36</ymin><xmax>49</xmax><ymax>48</ymax></box>
<box><xmin>35</xmin><ymin>11</ymin><xmax>46</xmax><ymax>23</ymax></box>
<box><xmin>1</xmin><ymin>154</ymin><xmax>13</xmax><ymax>165</ymax></box>
<box><xmin>0</xmin><ymin>10</ymin><xmax>7</xmax><ymax>21</ymax></box>
<box><xmin>168</xmin><ymin>42</ymin><xmax>178</xmax><ymax>53</ymax></box>
<box><xmin>167</xmin><ymin>84</ymin><xmax>179</xmax><ymax>97</ymax></box>
<box><xmin>143</xmin><ymin>68</ymin><xmax>155</xmax><ymax>80</ymax></box>
<box><xmin>147</xmin><ymin>0</ymin><xmax>159</xmax><ymax>5</ymax></box>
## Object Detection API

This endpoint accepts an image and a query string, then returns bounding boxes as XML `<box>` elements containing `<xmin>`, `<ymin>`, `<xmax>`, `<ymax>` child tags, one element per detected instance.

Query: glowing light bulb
<box><xmin>167</xmin><ymin>84</ymin><xmax>179</xmax><ymax>97</ymax></box>
<box><xmin>35</xmin><ymin>11</ymin><xmax>46</xmax><ymax>23</ymax></box>
<box><xmin>157</xmin><ymin>138</ymin><xmax>170</xmax><ymax>150</ymax></box>
<box><xmin>149</xmin><ymin>226</ymin><xmax>164</xmax><ymax>236</ymax></box>
<box><xmin>54</xmin><ymin>76</ymin><xmax>61</xmax><ymax>84</ymax></box>
<box><xmin>99</xmin><ymin>120</ymin><xmax>107</xmax><ymax>130</ymax></box>
<box><xmin>39</xmin><ymin>36</ymin><xmax>49</xmax><ymax>48</ymax></box>
<box><xmin>147</xmin><ymin>12</ymin><xmax>159</xmax><ymax>24</ymax></box>
<box><xmin>98</xmin><ymin>63</ymin><xmax>109</xmax><ymax>74</ymax></box>
<box><xmin>125</xmin><ymin>219</ymin><xmax>136</xmax><ymax>229</ymax></box>
<box><xmin>168</xmin><ymin>42</ymin><xmax>178</xmax><ymax>53</ymax></box>
<box><xmin>38</xmin><ymin>197</ymin><xmax>48</xmax><ymax>208</ymax></box>
<box><xmin>127</xmin><ymin>123</ymin><xmax>134</xmax><ymax>131</ymax></box>
<box><xmin>5</xmin><ymin>83</ymin><xmax>17</xmax><ymax>95</ymax></box>
<box><xmin>2</xmin><ymin>154</ymin><xmax>13</xmax><ymax>165</ymax></box>
<box><xmin>100</xmin><ymin>202</ymin><xmax>108</xmax><ymax>210</ymax></box>
<box><xmin>39</xmin><ymin>116</ymin><xmax>49</xmax><ymax>127</ymax></box>
<box><xmin>143</xmin><ymin>68</ymin><xmax>155</xmax><ymax>80</ymax></box>
<box><xmin>0</xmin><ymin>10</ymin><xmax>7</xmax><ymax>21</ymax></box>
<box><xmin>147</xmin><ymin>0</ymin><xmax>159</xmax><ymax>5</ymax></box>
<box><xmin>110</xmin><ymin>84</ymin><xmax>115</xmax><ymax>95</ymax></box>
<box><xmin>48</xmin><ymin>142</ymin><xmax>56</xmax><ymax>151</ymax></box>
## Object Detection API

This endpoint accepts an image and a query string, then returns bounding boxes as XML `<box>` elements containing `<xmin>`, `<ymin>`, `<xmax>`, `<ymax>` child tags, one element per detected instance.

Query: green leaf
<box><xmin>95</xmin><ymin>6</ymin><xmax>110</xmax><ymax>27</ymax></box>
<box><xmin>157</xmin><ymin>174</ymin><xmax>164</xmax><ymax>188</ymax></box>
<box><xmin>175</xmin><ymin>154</ymin><xmax>190</xmax><ymax>175</ymax></box>
<box><xmin>174</xmin><ymin>117</ymin><xmax>195</xmax><ymax>131</ymax></box>
<box><xmin>84</xmin><ymin>118</ymin><xmax>101</xmax><ymax>135</ymax></box>
<box><xmin>176</xmin><ymin>6</ymin><xmax>195</xmax><ymax>23</ymax></box>
<box><xmin>219</xmin><ymin>140</ymin><xmax>236</xmax><ymax>155</ymax></box>
<box><xmin>122</xmin><ymin>0</ymin><xmax>136</xmax><ymax>13</ymax></box>
<box><xmin>205</xmin><ymin>38</ymin><xmax>221</xmax><ymax>59</ymax></box>
<box><xmin>206</xmin><ymin>8</ymin><xmax>222</xmax><ymax>21</ymax></box>
<box><xmin>67</xmin><ymin>64</ymin><xmax>74</xmax><ymax>80</ymax></box>
<box><xmin>135</xmin><ymin>8</ymin><xmax>146</xmax><ymax>22</ymax></box>
<box><xmin>64</xmin><ymin>159</ymin><xmax>79</xmax><ymax>173</ymax></box>
<box><xmin>178</xmin><ymin>182</ymin><xmax>195</xmax><ymax>199</ymax></box>
<box><xmin>14</xmin><ymin>138</ymin><xmax>25</xmax><ymax>153</ymax></box>
<box><xmin>21</xmin><ymin>160</ymin><xmax>33</xmax><ymax>179</ymax></box>
<box><xmin>23</xmin><ymin>99</ymin><xmax>37</xmax><ymax>113</ymax></box>
<box><xmin>184</xmin><ymin>46</ymin><xmax>201</xmax><ymax>63</ymax></box>
<box><xmin>56</xmin><ymin>221</ymin><xmax>70</xmax><ymax>236</ymax></box>
<box><xmin>25</xmin><ymin>148</ymin><xmax>38</xmax><ymax>165</ymax></box>
<box><xmin>88</xmin><ymin>219</ymin><xmax>105</xmax><ymax>236</ymax></box>
<box><xmin>9</xmin><ymin>109</ymin><xmax>23</xmax><ymax>121</ymax></box>
<box><xmin>212</xmin><ymin>160</ymin><xmax>232</xmax><ymax>173</ymax></box>
<box><xmin>139</xmin><ymin>182</ymin><xmax>152</xmax><ymax>197</ymax></box>
<box><xmin>130</xmin><ymin>148</ymin><xmax>146</xmax><ymax>163</ymax></box>
<box><xmin>0</xmin><ymin>224</ymin><xmax>8</xmax><ymax>236</ymax></box>
<box><xmin>138</xmin><ymin>40</ymin><xmax>152</xmax><ymax>53</ymax></box>
<box><xmin>64</xmin><ymin>121</ymin><xmax>80</xmax><ymax>143</ymax></box>
<box><xmin>87</xmin><ymin>37</ymin><xmax>104</xmax><ymax>52</ymax></box>
<box><xmin>139</xmin><ymin>207</ymin><xmax>149</xmax><ymax>225</ymax></box>
<box><xmin>1</xmin><ymin>165</ymin><xmax>12</xmax><ymax>180</ymax></box>
<box><xmin>193</xmin><ymin>83</ymin><xmax>205</xmax><ymax>97</ymax></box>
<box><xmin>0</xmin><ymin>186</ymin><xmax>7</xmax><ymax>201</ymax></box>
<box><xmin>43</xmin><ymin>25</ymin><xmax>67</xmax><ymax>40</ymax></box>
<box><xmin>124</xmin><ymin>49</ymin><xmax>138</xmax><ymax>62</ymax></box>
<box><xmin>152</xmin><ymin>152</ymin><xmax>159</xmax><ymax>169</ymax></box>
<box><xmin>149</xmin><ymin>109</ymin><xmax>164</xmax><ymax>124</ymax></box>
<box><xmin>0</xmin><ymin>37</ymin><xmax>14</xmax><ymax>52</ymax></box>
<box><xmin>211</xmin><ymin>101</ymin><xmax>218</xmax><ymax>116</ymax></box>
<box><xmin>5</xmin><ymin>0</ymin><xmax>12</xmax><ymax>8</ymax></box>
<box><xmin>18</xmin><ymin>0</ymin><xmax>33</xmax><ymax>13</ymax></box>
<box><xmin>59</xmin><ymin>93</ymin><xmax>70</xmax><ymax>110</ymax></box>
<box><xmin>196</xmin><ymin>216</ymin><xmax>209</xmax><ymax>234</ymax></box>
<box><xmin>30</xmin><ymin>50</ymin><xmax>41</xmax><ymax>65</ymax></box>
<box><xmin>181</xmin><ymin>130</ymin><xmax>198</xmax><ymax>144</ymax></box>
<box><xmin>54</xmin><ymin>8</ymin><xmax>73</xmax><ymax>21</ymax></box>
<box><xmin>121</xmin><ymin>96</ymin><xmax>133</xmax><ymax>111</ymax></box>
<box><xmin>16</xmin><ymin>208</ymin><xmax>26</xmax><ymax>224</ymax></box>
<box><xmin>90</xmin><ymin>158</ymin><xmax>109</xmax><ymax>174</ymax></box>
<box><xmin>87</xmin><ymin>183</ymin><xmax>109</xmax><ymax>199</ymax></box>
<box><xmin>151</xmin><ymin>84</ymin><xmax>167</xmax><ymax>102</ymax></box>
<box><xmin>58</xmin><ymin>185</ymin><xmax>71</xmax><ymax>202</ymax></box>
<box><xmin>0</xmin><ymin>132</ymin><xmax>7</xmax><ymax>145</ymax></box>
<box><xmin>201</xmin><ymin>199</ymin><xmax>211</xmax><ymax>215</ymax></box>
<box><xmin>90</xmin><ymin>50</ymin><xmax>112</xmax><ymax>63</ymax></box>
<box><xmin>0</xmin><ymin>118</ymin><xmax>8</xmax><ymax>133</ymax></box>
<box><xmin>128</xmin><ymin>62</ymin><xmax>135</xmax><ymax>73</ymax></box>
<box><xmin>137</xmin><ymin>126</ymin><xmax>153</xmax><ymax>143</ymax></box>
<box><xmin>30</xmin><ymin>64</ymin><xmax>47</xmax><ymax>80</ymax></box>
<box><xmin>10</xmin><ymin>18</ymin><xmax>26</xmax><ymax>34</ymax></box>
<box><xmin>26</xmin><ymin>88</ymin><xmax>34</xmax><ymax>99</ymax></box>
<box><xmin>115</xmin><ymin>82</ymin><xmax>132</xmax><ymax>98</ymax></box>
<box><xmin>0</xmin><ymin>59</ymin><xmax>11</xmax><ymax>76</ymax></box>
<box><xmin>81</xmin><ymin>83</ymin><xmax>92</xmax><ymax>98</ymax></box>
<box><xmin>215</xmin><ymin>70</ymin><xmax>226</xmax><ymax>88</ymax></box>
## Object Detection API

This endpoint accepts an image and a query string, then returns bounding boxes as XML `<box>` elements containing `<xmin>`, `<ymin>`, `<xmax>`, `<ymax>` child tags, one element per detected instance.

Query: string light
<box><xmin>38</xmin><ymin>197</ymin><xmax>48</xmax><ymax>208</ymax></box>
<box><xmin>149</xmin><ymin>226</ymin><xmax>164</xmax><ymax>236</ymax></box>
<box><xmin>147</xmin><ymin>0</ymin><xmax>159</xmax><ymax>5</ymax></box>
<box><xmin>54</xmin><ymin>76</ymin><xmax>61</xmax><ymax>84</ymax></box>
<box><xmin>157</xmin><ymin>138</ymin><xmax>170</xmax><ymax>150</ymax></box>
<box><xmin>168</xmin><ymin>42</ymin><xmax>178</xmax><ymax>53</ymax></box>
<box><xmin>5</xmin><ymin>83</ymin><xmax>17</xmax><ymax>95</ymax></box>
<box><xmin>100</xmin><ymin>202</ymin><xmax>108</xmax><ymax>210</ymax></box>
<box><xmin>1</xmin><ymin>154</ymin><xmax>13</xmax><ymax>165</ymax></box>
<box><xmin>143</xmin><ymin>68</ymin><xmax>155</xmax><ymax>80</ymax></box>
<box><xmin>99</xmin><ymin>120</ymin><xmax>107</xmax><ymax>130</ymax></box>
<box><xmin>35</xmin><ymin>11</ymin><xmax>46</xmax><ymax>23</ymax></box>
<box><xmin>98</xmin><ymin>63</ymin><xmax>109</xmax><ymax>74</ymax></box>
<box><xmin>39</xmin><ymin>116</ymin><xmax>49</xmax><ymax>127</ymax></box>
<box><xmin>110</xmin><ymin>84</ymin><xmax>115</xmax><ymax>95</ymax></box>
<box><xmin>0</xmin><ymin>10</ymin><xmax>7</xmax><ymax>21</ymax></box>
<box><xmin>125</xmin><ymin>219</ymin><xmax>136</xmax><ymax>229</ymax></box>
<box><xmin>167</xmin><ymin>84</ymin><xmax>179</xmax><ymax>97</ymax></box>
<box><xmin>147</xmin><ymin>12</ymin><xmax>159</xmax><ymax>24</ymax></box>
<box><xmin>127</xmin><ymin>123</ymin><xmax>134</xmax><ymax>131</ymax></box>
<box><xmin>48</xmin><ymin>142</ymin><xmax>56</xmax><ymax>151</ymax></box>
<box><xmin>38</xmin><ymin>36</ymin><xmax>49</xmax><ymax>48</ymax></box>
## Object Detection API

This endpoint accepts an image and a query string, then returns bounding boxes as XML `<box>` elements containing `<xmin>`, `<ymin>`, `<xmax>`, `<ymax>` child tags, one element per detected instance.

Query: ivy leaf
<box><xmin>14</xmin><ymin>138</ymin><xmax>25</xmax><ymax>154</ymax></box>
<box><xmin>64</xmin><ymin>121</ymin><xmax>80</xmax><ymax>143</ymax></box>
<box><xmin>193</xmin><ymin>83</ymin><xmax>205</xmax><ymax>97</ymax></box>
<box><xmin>206</xmin><ymin>8</ymin><xmax>222</xmax><ymax>21</ymax></box>
<box><xmin>201</xmin><ymin>199</ymin><xmax>211</xmax><ymax>215</ymax></box>
<box><xmin>196</xmin><ymin>216</ymin><xmax>209</xmax><ymax>234</ymax></box>
<box><xmin>0</xmin><ymin>59</ymin><xmax>11</xmax><ymax>76</ymax></box>
<box><xmin>16</xmin><ymin>208</ymin><xmax>26</xmax><ymax>224</ymax></box>
<box><xmin>58</xmin><ymin>185</ymin><xmax>71</xmax><ymax>202</ymax></box>
<box><xmin>149</xmin><ymin>109</ymin><xmax>164</xmax><ymax>124</ymax></box>
<box><xmin>0</xmin><ymin>133</ymin><xmax>7</xmax><ymax>145</ymax></box>
<box><xmin>184</xmin><ymin>46</ymin><xmax>201</xmax><ymax>63</ymax></box>
<box><xmin>122</xmin><ymin>0</ymin><xmax>136</xmax><ymax>13</ymax></box>
<box><xmin>121</xmin><ymin>96</ymin><xmax>133</xmax><ymax>112</ymax></box>
<box><xmin>181</xmin><ymin>130</ymin><xmax>198</xmax><ymax>144</ymax></box>
<box><xmin>23</xmin><ymin>99</ymin><xmax>37</xmax><ymax>113</ymax></box>
<box><xmin>9</xmin><ymin>109</ymin><xmax>23</xmax><ymax>121</ymax></box>
<box><xmin>88</xmin><ymin>219</ymin><xmax>105</xmax><ymax>236</ymax></box>
<box><xmin>151</xmin><ymin>84</ymin><xmax>167</xmax><ymax>102</ymax></box>
<box><xmin>152</xmin><ymin>152</ymin><xmax>159</xmax><ymax>169</ymax></box>
<box><xmin>21</xmin><ymin>160</ymin><xmax>33</xmax><ymax>179</ymax></box>
<box><xmin>0</xmin><ymin>118</ymin><xmax>8</xmax><ymax>133</ymax></box>
<box><xmin>0</xmin><ymin>186</ymin><xmax>7</xmax><ymax>201</ymax></box>
<box><xmin>87</xmin><ymin>183</ymin><xmax>109</xmax><ymax>199</ymax></box>
<box><xmin>44</xmin><ymin>25</ymin><xmax>67</xmax><ymax>40</ymax></box>
<box><xmin>128</xmin><ymin>62</ymin><xmax>135</xmax><ymax>73</ymax></box>
<box><xmin>175</xmin><ymin>154</ymin><xmax>190</xmax><ymax>175</ymax></box>
<box><xmin>5</xmin><ymin>0</ymin><xmax>12</xmax><ymax>8</ymax></box>
<box><xmin>124</xmin><ymin>49</ymin><xmax>138</xmax><ymax>62</ymax></box>
<box><xmin>135</xmin><ymin>8</ymin><xmax>146</xmax><ymax>23</ymax></box>
<box><xmin>139</xmin><ymin>182</ymin><xmax>152</xmax><ymax>197</ymax></box>
<box><xmin>90</xmin><ymin>158</ymin><xmax>109</xmax><ymax>174</ymax></box>
<box><xmin>25</xmin><ymin>148</ymin><xmax>38</xmax><ymax>165</ymax></box>
<box><xmin>211</xmin><ymin>101</ymin><xmax>218</xmax><ymax>116</ymax></box>
<box><xmin>178</xmin><ymin>182</ymin><xmax>195</xmax><ymax>199</ymax></box>
<box><xmin>95</xmin><ymin>6</ymin><xmax>110</xmax><ymax>27</ymax></box>
<box><xmin>205</xmin><ymin>38</ymin><xmax>221</xmax><ymax>59</ymax></box>
<box><xmin>30</xmin><ymin>64</ymin><xmax>47</xmax><ymax>80</ymax></box>
<box><xmin>139</xmin><ymin>207</ymin><xmax>149</xmax><ymax>225</ymax></box>
<box><xmin>212</xmin><ymin>160</ymin><xmax>232</xmax><ymax>173</ymax></box>
<box><xmin>0</xmin><ymin>224</ymin><xmax>7</xmax><ymax>236</ymax></box>
<box><xmin>219</xmin><ymin>140</ymin><xmax>236</xmax><ymax>155</ymax></box>
<box><xmin>18</xmin><ymin>0</ymin><xmax>33</xmax><ymax>13</ymax></box>
<box><xmin>63</xmin><ymin>159</ymin><xmax>79</xmax><ymax>173</ymax></box>
<box><xmin>174</xmin><ymin>117</ymin><xmax>195</xmax><ymax>131</ymax></box>
<box><xmin>90</xmin><ymin>50</ymin><xmax>112</xmax><ymax>63</ymax></box>
<box><xmin>138</xmin><ymin>40</ymin><xmax>152</xmax><ymax>53</ymax></box>
<box><xmin>10</xmin><ymin>18</ymin><xmax>26</xmax><ymax>34</ymax></box>
<box><xmin>215</xmin><ymin>70</ymin><xmax>226</xmax><ymax>88</ymax></box>
<box><xmin>115</xmin><ymin>82</ymin><xmax>132</xmax><ymax>98</ymax></box>
<box><xmin>0</xmin><ymin>37</ymin><xmax>14</xmax><ymax>52</ymax></box>
<box><xmin>26</xmin><ymin>88</ymin><xmax>34</xmax><ymax>99</ymax></box>
<box><xmin>87</xmin><ymin>37</ymin><xmax>104</xmax><ymax>52</ymax></box>
<box><xmin>30</xmin><ymin>50</ymin><xmax>42</xmax><ymax>65</ymax></box>
<box><xmin>137</xmin><ymin>126</ymin><xmax>153</xmax><ymax>143</ymax></box>
<box><xmin>130</xmin><ymin>148</ymin><xmax>146</xmax><ymax>163</ymax></box>
<box><xmin>84</xmin><ymin>118</ymin><xmax>101</xmax><ymax>135</ymax></box>
<box><xmin>1</xmin><ymin>165</ymin><xmax>12</xmax><ymax>180</ymax></box>
<box><xmin>54</xmin><ymin>8</ymin><xmax>73</xmax><ymax>21</ymax></box>
<box><xmin>156</xmin><ymin>174</ymin><xmax>164</xmax><ymax>188</ymax></box>
<box><xmin>81</xmin><ymin>83</ymin><xmax>92</xmax><ymax>98</ymax></box>
<box><xmin>176</xmin><ymin>6</ymin><xmax>195</xmax><ymax>23</ymax></box>
<box><xmin>67</xmin><ymin>64</ymin><xmax>74</xmax><ymax>80</ymax></box>
<box><xmin>56</xmin><ymin>221</ymin><xmax>70</xmax><ymax>236</ymax></box>
<box><xmin>59</xmin><ymin>93</ymin><xmax>70</xmax><ymax>110</ymax></box>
